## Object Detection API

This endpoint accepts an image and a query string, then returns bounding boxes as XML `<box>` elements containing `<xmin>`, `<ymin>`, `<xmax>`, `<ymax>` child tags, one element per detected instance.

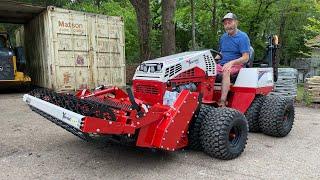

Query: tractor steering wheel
<box><xmin>210</xmin><ymin>49</ymin><xmax>223</xmax><ymax>62</ymax></box>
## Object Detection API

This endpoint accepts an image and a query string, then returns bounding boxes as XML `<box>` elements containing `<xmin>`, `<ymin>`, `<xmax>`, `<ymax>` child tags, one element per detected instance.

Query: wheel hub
<box><xmin>229</xmin><ymin>126</ymin><xmax>241</xmax><ymax>146</ymax></box>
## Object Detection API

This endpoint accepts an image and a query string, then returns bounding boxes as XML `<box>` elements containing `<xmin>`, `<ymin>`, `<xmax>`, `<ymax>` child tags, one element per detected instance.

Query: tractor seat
<box><xmin>215</xmin><ymin>47</ymin><xmax>254</xmax><ymax>84</ymax></box>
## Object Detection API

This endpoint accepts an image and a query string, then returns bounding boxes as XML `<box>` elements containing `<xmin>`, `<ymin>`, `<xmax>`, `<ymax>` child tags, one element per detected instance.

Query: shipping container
<box><xmin>15</xmin><ymin>6</ymin><xmax>126</xmax><ymax>91</ymax></box>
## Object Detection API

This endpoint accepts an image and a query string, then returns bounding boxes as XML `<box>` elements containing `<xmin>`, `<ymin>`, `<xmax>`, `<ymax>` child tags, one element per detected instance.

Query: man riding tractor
<box><xmin>215</xmin><ymin>12</ymin><xmax>251</xmax><ymax>107</ymax></box>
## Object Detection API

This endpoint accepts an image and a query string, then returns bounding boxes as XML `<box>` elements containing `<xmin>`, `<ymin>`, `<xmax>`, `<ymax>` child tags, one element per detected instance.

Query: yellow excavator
<box><xmin>0</xmin><ymin>31</ymin><xmax>31</xmax><ymax>89</ymax></box>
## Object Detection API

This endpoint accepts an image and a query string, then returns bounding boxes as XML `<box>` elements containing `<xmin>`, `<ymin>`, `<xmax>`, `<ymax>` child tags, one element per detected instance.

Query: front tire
<box><xmin>259</xmin><ymin>95</ymin><xmax>295</xmax><ymax>137</ymax></box>
<box><xmin>199</xmin><ymin>108</ymin><xmax>248</xmax><ymax>160</ymax></box>
<box><xmin>188</xmin><ymin>104</ymin><xmax>213</xmax><ymax>150</ymax></box>
<box><xmin>245</xmin><ymin>95</ymin><xmax>265</xmax><ymax>132</ymax></box>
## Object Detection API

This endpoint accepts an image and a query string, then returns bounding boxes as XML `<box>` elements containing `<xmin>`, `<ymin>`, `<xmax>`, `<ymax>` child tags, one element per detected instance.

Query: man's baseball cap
<box><xmin>222</xmin><ymin>13</ymin><xmax>237</xmax><ymax>22</ymax></box>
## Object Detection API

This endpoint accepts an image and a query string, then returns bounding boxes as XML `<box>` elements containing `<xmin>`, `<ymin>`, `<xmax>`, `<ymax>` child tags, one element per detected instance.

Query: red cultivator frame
<box><xmin>80</xmin><ymin>87</ymin><xmax>200</xmax><ymax>151</ymax></box>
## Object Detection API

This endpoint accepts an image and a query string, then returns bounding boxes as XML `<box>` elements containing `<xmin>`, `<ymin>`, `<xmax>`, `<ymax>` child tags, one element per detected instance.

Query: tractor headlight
<box><xmin>156</xmin><ymin>63</ymin><xmax>163</xmax><ymax>72</ymax></box>
<box><xmin>150</xmin><ymin>66</ymin><xmax>155</xmax><ymax>73</ymax></box>
<box><xmin>139</xmin><ymin>64</ymin><xmax>148</xmax><ymax>72</ymax></box>
<box><xmin>143</xmin><ymin>65</ymin><xmax>148</xmax><ymax>72</ymax></box>
<box><xmin>139</xmin><ymin>63</ymin><xmax>162</xmax><ymax>73</ymax></box>
<box><xmin>139</xmin><ymin>64</ymin><xmax>146</xmax><ymax>71</ymax></box>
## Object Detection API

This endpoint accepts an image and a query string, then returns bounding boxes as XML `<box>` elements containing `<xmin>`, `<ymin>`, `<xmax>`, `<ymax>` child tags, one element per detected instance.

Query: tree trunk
<box><xmin>278</xmin><ymin>11</ymin><xmax>287</xmax><ymax>65</ymax></box>
<box><xmin>161</xmin><ymin>0</ymin><xmax>176</xmax><ymax>56</ymax></box>
<box><xmin>191</xmin><ymin>0</ymin><xmax>196</xmax><ymax>50</ymax></box>
<box><xmin>130</xmin><ymin>0</ymin><xmax>151</xmax><ymax>62</ymax></box>
<box><xmin>211</xmin><ymin>0</ymin><xmax>218</xmax><ymax>48</ymax></box>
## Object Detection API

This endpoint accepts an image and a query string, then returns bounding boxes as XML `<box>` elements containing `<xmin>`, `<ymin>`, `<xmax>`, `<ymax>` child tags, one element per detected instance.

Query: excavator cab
<box><xmin>0</xmin><ymin>35</ymin><xmax>6</xmax><ymax>48</ymax></box>
<box><xmin>0</xmin><ymin>31</ymin><xmax>31</xmax><ymax>88</ymax></box>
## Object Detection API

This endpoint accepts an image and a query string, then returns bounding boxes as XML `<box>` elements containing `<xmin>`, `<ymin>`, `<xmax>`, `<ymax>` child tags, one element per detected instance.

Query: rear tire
<box><xmin>244</xmin><ymin>95</ymin><xmax>265</xmax><ymax>132</ymax></box>
<box><xmin>188</xmin><ymin>104</ymin><xmax>213</xmax><ymax>150</ymax></box>
<box><xmin>200</xmin><ymin>108</ymin><xmax>248</xmax><ymax>160</ymax></box>
<box><xmin>259</xmin><ymin>95</ymin><xmax>295</xmax><ymax>137</ymax></box>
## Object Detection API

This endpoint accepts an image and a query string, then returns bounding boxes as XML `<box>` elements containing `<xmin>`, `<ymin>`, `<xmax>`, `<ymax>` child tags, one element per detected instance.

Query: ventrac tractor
<box><xmin>23</xmin><ymin>35</ymin><xmax>294</xmax><ymax>160</ymax></box>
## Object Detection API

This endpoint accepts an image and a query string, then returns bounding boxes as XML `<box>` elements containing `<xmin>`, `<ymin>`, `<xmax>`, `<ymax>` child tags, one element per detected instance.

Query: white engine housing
<box><xmin>133</xmin><ymin>50</ymin><xmax>217</xmax><ymax>82</ymax></box>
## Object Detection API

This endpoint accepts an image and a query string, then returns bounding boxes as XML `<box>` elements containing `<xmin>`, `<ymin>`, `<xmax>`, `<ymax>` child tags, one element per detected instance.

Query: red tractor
<box><xmin>23</xmin><ymin>35</ymin><xmax>294</xmax><ymax>160</ymax></box>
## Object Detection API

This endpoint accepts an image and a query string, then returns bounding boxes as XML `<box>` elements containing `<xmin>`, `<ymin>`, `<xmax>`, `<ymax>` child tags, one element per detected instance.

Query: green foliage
<box><xmin>64</xmin><ymin>0</ymin><xmax>139</xmax><ymax>64</ymax></box>
<box><xmin>150</xmin><ymin>1</ymin><xmax>162</xmax><ymax>58</ymax></box>
<box><xmin>304</xmin><ymin>3</ymin><xmax>320</xmax><ymax>36</ymax></box>
<box><xmin>176</xmin><ymin>0</ymin><xmax>320</xmax><ymax>65</ymax></box>
<box><xmin>4</xmin><ymin>0</ymin><xmax>320</xmax><ymax>65</ymax></box>
<box><xmin>297</xmin><ymin>84</ymin><xmax>313</xmax><ymax>106</ymax></box>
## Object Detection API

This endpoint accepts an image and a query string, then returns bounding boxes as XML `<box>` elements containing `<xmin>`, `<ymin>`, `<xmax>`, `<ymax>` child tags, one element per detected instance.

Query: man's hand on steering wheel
<box><xmin>210</xmin><ymin>49</ymin><xmax>223</xmax><ymax>62</ymax></box>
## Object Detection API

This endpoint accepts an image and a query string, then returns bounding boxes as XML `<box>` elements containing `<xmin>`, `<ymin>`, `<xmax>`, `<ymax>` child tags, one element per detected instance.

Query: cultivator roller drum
<box><xmin>29</xmin><ymin>105</ymin><xmax>92</xmax><ymax>141</ymax></box>
<box><xmin>26</xmin><ymin>88</ymin><xmax>119</xmax><ymax>141</ymax></box>
<box><xmin>28</xmin><ymin>88</ymin><xmax>116</xmax><ymax>121</ymax></box>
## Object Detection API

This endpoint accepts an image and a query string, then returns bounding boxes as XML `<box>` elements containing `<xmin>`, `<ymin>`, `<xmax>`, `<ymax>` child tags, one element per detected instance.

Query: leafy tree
<box><xmin>3</xmin><ymin>0</ymin><xmax>320</xmax><ymax>65</ymax></box>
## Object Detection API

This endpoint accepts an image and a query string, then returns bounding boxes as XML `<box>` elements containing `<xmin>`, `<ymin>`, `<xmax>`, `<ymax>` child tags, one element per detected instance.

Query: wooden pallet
<box><xmin>305</xmin><ymin>76</ymin><xmax>320</xmax><ymax>102</ymax></box>
<box><xmin>306</xmin><ymin>76</ymin><xmax>320</xmax><ymax>83</ymax></box>
<box><xmin>310</xmin><ymin>96</ymin><xmax>320</xmax><ymax>103</ymax></box>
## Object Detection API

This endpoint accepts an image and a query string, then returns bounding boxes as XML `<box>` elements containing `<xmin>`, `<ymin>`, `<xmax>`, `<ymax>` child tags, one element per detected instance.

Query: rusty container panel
<box><xmin>15</xmin><ymin>26</ymin><xmax>25</xmax><ymax>47</ymax></box>
<box><xmin>22</xmin><ymin>7</ymin><xmax>125</xmax><ymax>91</ymax></box>
<box><xmin>94</xmin><ymin>16</ymin><xmax>126</xmax><ymax>87</ymax></box>
<box><xmin>23</xmin><ymin>11</ymin><xmax>51</xmax><ymax>89</ymax></box>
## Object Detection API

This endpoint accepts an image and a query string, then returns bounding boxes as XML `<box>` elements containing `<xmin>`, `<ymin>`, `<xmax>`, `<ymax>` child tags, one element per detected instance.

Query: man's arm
<box><xmin>230</xmin><ymin>52</ymin><xmax>249</xmax><ymax>65</ymax></box>
<box><xmin>215</xmin><ymin>54</ymin><xmax>222</xmax><ymax>60</ymax></box>
<box><xmin>222</xmin><ymin>52</ymin><xmax>249</xmax><ymax>72</ymax></box>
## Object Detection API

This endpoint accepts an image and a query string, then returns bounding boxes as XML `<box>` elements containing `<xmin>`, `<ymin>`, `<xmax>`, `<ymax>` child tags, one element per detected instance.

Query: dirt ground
<box><xmin>0</xmin><ymin>93</ymin><xmax>319</xmax><ymax>180</ymax></box>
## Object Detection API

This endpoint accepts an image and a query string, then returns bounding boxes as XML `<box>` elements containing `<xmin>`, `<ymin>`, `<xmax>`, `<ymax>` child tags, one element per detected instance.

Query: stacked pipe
<box><xmin>270</xmin><ymin>68</ymin><xmax>298</xmax><ymax>98</ymax></box>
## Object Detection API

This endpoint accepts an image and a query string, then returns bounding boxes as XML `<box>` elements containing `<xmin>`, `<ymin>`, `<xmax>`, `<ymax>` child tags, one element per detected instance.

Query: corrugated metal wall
<box><xmin>24</xmin><ymin>11</ymin><xmax>51</xmax><ymax>89</ymax></box>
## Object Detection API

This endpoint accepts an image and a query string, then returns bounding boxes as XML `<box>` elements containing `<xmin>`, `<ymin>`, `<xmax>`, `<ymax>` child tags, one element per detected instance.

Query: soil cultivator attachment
<box><xmin>24</xmin><ymin>87</ymin><xmax>200</xmax><ymax>151</ymax></box>
<box><xmin>23</xmin><ymin>49</ymin><xmax>295</xmax><ymax>160</ymax></box>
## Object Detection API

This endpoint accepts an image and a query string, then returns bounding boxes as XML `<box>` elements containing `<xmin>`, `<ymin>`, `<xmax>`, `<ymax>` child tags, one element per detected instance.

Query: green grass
<box><xmin>297</xmin><ymin>83</ymin><xmax>313</xmax><ymax>106</ymax></box>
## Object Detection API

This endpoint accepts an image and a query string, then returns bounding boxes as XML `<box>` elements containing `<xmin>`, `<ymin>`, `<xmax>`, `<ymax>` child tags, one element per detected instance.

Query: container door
<box><xmin>51</xmin><ymin>11</ymin><xmax>92</xmax><ymax>91</ymax></box>
<box><xmin>93</xmin><ymin>16</ymin><xmax>126</xmax><ymax>87</ymax></box>
<box><xmin>50</xmin><ymin>9</ymin><xmax>126</xmax><ymax>91</ymax></box>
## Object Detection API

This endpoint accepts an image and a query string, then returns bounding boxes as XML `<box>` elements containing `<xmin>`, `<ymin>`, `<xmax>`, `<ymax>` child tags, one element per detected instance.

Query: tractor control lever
<box><xmin>126</xmin><ymin>87</ymin><xmax>144</xmax><ymax>117</ymax></box>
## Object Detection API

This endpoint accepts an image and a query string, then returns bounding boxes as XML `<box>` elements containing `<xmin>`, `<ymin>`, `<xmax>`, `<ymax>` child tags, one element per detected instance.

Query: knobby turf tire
<box><xmin>244</xmin><ymin>95</ymin><xmax>266</xmax><ymax>132</ymax></box>
<box><xmin>188</xmin><ymin>104</ymin><xmax>213</xmax><ymax>150</ymax></box>
<box><xmin>259</xmin><ymin>95</ymin><xmax>295</xmax><ymax>137</ymax></box>
<box><xmin>199</xmin><ymin>108</ymin><xmax>248</xmax><ymax>160</ymax></box>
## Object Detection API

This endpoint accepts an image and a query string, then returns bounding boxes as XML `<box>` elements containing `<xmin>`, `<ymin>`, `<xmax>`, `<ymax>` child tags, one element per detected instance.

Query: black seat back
<box><xmin>245</xmin><ymin>46</ymin><xmax>254</xmax><ymax>68</ymax></box>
